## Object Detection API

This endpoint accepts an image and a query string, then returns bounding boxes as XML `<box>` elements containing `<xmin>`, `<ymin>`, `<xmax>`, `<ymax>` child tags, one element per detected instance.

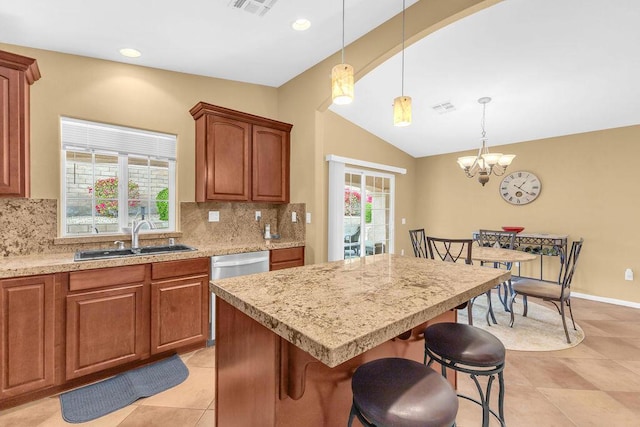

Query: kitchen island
<box><xmin>210</xmin><ymin>254</ymin><xmax>510</xmax><ymax>426</ymax></box>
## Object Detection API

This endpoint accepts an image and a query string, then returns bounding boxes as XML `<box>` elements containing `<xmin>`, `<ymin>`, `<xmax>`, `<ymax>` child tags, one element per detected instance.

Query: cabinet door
<box><xmin>252</xmin><ymin>125</ymin><xmax>290</xmax><ymax>203</ymax></box>
<box><xmin>0</xmin><ymin>51</ymin><xmax>39</xmax><ymax>198</ymax></box>
<box><xmin>66</xmin><ymin>284</ymin><xmax>145</xmax><ymax>380</ymax></box>
<box><xmin>151</xmin><ymin>275</ymin><xmax>209</xmax><ymax>354</ymax></box>
<box><xmin>204</xmin><ymin>115</ymin><xmax>251</xmax><ymax>201</ymax></box>
<box><xmin>0</xmin><ymin>275</ymin><xmax>55</xmax><ymax>399</ymax></box>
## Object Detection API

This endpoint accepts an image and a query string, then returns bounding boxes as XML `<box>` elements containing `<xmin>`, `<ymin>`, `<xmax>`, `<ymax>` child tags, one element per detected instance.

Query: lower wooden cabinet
<box><xmin>151</xmin><ymin>258</ymin><xmax>209</xmax><ymax>354</ymax></box>
<box><xmin>66</xmin><ymin>284</ymin><xmax>147</xmax><ymax>380</ymax></box>
<box><xmin>0</xmin><ymin>275</ymin><xmax>55</xmax><ymax>399</ymax></box>
<box><xmin>270</xmin><ymin>246</ymin><xmax>305</xmax><ymax>271</ymax></box>
<box><xmin>0</xmin><ymin>257</ymin><xmax>210</xmax><ymax>409</ymax></box>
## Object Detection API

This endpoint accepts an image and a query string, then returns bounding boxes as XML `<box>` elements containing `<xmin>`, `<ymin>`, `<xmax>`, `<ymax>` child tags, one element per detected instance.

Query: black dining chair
<box><xmin>425</xmin><ymin>236</ymin><xmax>480</xmax><ymax>325</ymax></box>
<box><xmin>509</xmin><ymin>238</ymin><xmax>584</xmax><ymax>343</ymax></box>
<box><xmin>409</xmin><ymin>228</ymin><xmax>428</xmax><ymax>258</ymax></box>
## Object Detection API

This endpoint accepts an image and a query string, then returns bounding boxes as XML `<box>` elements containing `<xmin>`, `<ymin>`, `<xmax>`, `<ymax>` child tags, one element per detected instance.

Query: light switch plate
<box><xmin>306</xmin><ymin>212</ymin><xmax>312</xmax><ymax>224</ymax></box>
<box><xmin>208</xmin><ymin>211</ymin><xmax>220</xmax><ymax>222</ymax></box>
<box><xmin>255</xmin><ymin>211</ymin><xmax>261</xmax><ymax>221</ymax></box>
<box><xmin>291</xmin><ymin>212</ymin><xmax>297</xmax><ymax>222</ymax></box>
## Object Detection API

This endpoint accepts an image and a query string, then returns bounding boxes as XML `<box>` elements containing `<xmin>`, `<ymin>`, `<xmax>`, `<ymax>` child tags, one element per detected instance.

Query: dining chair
<box><xmin>344</xmin><ymin>225</ymin><xmax>361</xmax><ymax>258</ymax></box>
<box><xmin>508</xmin><ymin>238</ymin><xmax>584</xmax><ymax>343</ymax></box>
<box><xmin>477</xmin><ymin>229</ymin><xmax>518</xmax><ymax>313</ymax></box>
<box><xmin>409</xmin><ymin>228</ymin><xmax>428</xmax><ymax>258</ymax></box>
<box><xmin>425</xmin><ymin>236</ymin><xmax>482</xmax><ymax>325</ymax></box>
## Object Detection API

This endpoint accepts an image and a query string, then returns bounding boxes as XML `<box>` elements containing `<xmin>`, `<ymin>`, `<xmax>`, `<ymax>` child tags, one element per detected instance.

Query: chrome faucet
<box><xmin>131</xmin><ymin>219</ymin><xmax>155</xmax><ymax>250</ymax></box>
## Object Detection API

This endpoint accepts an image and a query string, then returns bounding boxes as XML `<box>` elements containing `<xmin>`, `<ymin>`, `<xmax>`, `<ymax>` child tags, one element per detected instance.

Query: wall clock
<box><xmin>499</xmin><ymin>171</ymin><xmax>541</xmax><ymax>205</ymax></box>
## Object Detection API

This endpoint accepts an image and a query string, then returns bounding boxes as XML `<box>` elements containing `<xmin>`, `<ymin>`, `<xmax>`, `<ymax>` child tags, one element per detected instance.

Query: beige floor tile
<box><xmin>559</xmin><ymin>358</ymin><xmax>640</xmax><ymax>392</ymax></box>
<box><xmin>606</xmin><ymin>391</ymin><xmax>640</xmax><ymax>417</ymax></box>
<box><xmin>117</xmin><ymin>406</ymin><xmax>204</xmax><ymax>427</ymax></box>
<box><xmin>580</xmin><ymin>336</ymin><xmax>640</xmax><ymax>361</ymax></box>
<box><xmin>138</xmin><ymin>366</ymin><xmax>214</xmax><ymax>409</ymax></box>
<box><xmin>616</xmin><ymin>360</ymin><xmax>640</xmax><ymax>376</ymax></box>
<box><xmin>195</xmin><ymin>409</ymin><xmax>215</xmax><ymax>427</ymax></box>
<box><xmin>506</xmin><ymin>354</ymin><xmax>597</xmax><ymax>390</ymax></box>
<box><xmin>538</xmin><ymin>388</ymin><xmax>638</xmax><ymax>426</ymax></box>
<box><xmin>0</xmin><ymin>397</ymin><xmax>60</xmax><ymax>427</ymax></box>
<box><xmin>39</xmin><ymin>405</ymin><xmax>138</xmax><ymax>427</ymax></box>
<box><xmin>185</xmin><ymin>346</ymin><xmax>215</xmax><ymax>369</ymax></box>
<box><xmin>581</xmin><ymin>320</ymin><xmax>640</xmax><ymax>337</ymax></box>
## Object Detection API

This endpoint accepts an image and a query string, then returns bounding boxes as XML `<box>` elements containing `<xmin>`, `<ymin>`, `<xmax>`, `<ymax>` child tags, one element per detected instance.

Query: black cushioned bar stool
<box><xmin>424</xmin><ymin>323</ymin><xmax>506</xmax><ymax>427</ymax></box>
<box><xmin>348</xmin><ymin>358</ymin><xmax>458</xmax><ymax>427</ymax></box>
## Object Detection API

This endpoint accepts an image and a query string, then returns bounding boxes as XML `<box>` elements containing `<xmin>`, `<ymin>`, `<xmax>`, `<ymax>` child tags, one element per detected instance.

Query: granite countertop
<box><xmin>210</xmin><ymin>254</ymin><xmax>510</xmax><ymax>367</ymax></box>
<box><xmin>0</xmin><ymin>240</ymin><xmax>304</xmax><ymax>278</ymax></box>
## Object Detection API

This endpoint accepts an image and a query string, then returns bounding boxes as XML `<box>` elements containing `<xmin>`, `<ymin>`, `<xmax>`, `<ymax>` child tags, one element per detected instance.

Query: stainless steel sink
<box><xmin>74</xmin><ymin>244</ymin><xmax>196</xmax><ymax>261</ymax></box>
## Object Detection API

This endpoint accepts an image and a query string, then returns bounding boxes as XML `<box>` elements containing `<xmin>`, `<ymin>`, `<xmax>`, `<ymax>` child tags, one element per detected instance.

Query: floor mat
<box><xmin>60</xmin><ymin>354</ymin><xmax>189</xmax><ymax>423</ymax></box>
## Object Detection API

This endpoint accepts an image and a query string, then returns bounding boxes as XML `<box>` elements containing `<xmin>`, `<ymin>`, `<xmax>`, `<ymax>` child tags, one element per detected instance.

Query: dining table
<box><xmin>472</xmin><ymin>245</ymin><xmax>537</xmax><ymax>316</ymax></box>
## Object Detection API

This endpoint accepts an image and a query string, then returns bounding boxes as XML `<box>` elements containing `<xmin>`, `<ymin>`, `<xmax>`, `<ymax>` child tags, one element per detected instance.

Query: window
<box><xmin>61</xmin><ymin>117</ymin><xmax>176</xmax><ymax>236</ymax></box>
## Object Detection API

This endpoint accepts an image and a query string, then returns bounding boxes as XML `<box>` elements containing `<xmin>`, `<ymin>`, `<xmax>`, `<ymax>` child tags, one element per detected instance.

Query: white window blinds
<box><xmin>61</xmin><ymin>117</ymin><xmax>176</xmax><ymax>160</ymax></box>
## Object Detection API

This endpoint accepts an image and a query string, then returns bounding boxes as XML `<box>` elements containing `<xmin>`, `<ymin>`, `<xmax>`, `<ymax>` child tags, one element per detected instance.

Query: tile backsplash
<box><xmin>0</xmin><ymin>199</ymin><xmax>305</xmax><ymax>257</ymax></box>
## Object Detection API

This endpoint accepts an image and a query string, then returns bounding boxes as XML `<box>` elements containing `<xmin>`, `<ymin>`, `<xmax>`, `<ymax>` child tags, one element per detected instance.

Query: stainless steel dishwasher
<box><xmin>209</xmin><ymin>250</ymin><xmax>270</xmax><ymax>345</ymax></box>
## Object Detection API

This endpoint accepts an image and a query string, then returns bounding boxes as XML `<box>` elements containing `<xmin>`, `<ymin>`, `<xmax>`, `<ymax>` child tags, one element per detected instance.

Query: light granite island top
<box><xmin>210</xmin><ymin>253</ymin><xmax>510</xmax><ymax>368</ymax></box>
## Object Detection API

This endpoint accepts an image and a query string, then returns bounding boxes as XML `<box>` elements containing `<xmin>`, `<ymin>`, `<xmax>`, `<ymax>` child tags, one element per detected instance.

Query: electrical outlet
<box><xmin>625</xmin><ymin>268</ymin><xmax>634</xmax><ymax>281</ymax></box>
<box><xmin>306</xmin><ymin>212</ymin><xmax>312</xmax><ymax>224</ymax></box>
<box><xmin>292</xmin><ymin>212</ymin><xmax>297</xmax><ymax>222</ymax></box>
<box><xmin>401</xmin><ymin>218</ymin><xmax>406</xmax><ymax>225</ymax></box>
<box><xmin>255</xmin><ymin>211</ymin><xmax>261</xmax><ymax>221</ymax></box>
<box><xmin>401</xmin><ymin>249</ymin><xmax>405</xmax><ymax>256</ymax></box>
<box><xmin>208</xmin><ymin>211</ymin><xmax>219</xmax><ymax>222</ymax></box>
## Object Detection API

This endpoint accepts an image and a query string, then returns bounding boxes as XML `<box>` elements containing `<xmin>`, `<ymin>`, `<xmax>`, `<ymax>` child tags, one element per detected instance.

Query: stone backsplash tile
<box><xmin>0</xmin><ymin>198</ymin><xmax>58</xmax><ymax>256</ymax></box>
<box><xmin>180</xmin><ymin>202</ymin><xmax>305</xmax><ymax>246</ymax></box>
<box><xmin>0</xmin><ymin>199</ymin><xmax>305</xmax><ymax>257</ymax></box>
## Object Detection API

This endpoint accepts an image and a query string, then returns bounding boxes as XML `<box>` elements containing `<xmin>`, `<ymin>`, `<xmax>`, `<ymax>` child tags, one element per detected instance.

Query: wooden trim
<box><xmin>190</xmin><ymin>102</ymin><xmax>292</xmax><ymax>132</ymax></box>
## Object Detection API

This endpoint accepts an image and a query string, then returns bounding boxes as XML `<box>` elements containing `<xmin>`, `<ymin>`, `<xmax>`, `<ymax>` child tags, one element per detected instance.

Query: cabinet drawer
<box><xmin>152</xmin><ymin>258</ymin><xmax>209</xmax><ymax>281</ymax></box>
<box><xmin>270</xmin><ymin>247</ymin><xmax>304</xmax><ymax>271</ymax></box>
<box><xmin>69</xmin><ymin>265</ymin><xmax>146</xmax><ymax>292</ymax></box>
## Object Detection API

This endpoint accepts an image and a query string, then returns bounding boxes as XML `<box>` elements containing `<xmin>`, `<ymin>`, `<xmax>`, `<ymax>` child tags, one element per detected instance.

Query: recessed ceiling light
<box><xmin>119</xmin><ymin>48</ymin><xmax>142</xmax><ymax>58</ymax></box>
<box><xmin>291</xmin><ymin>18</ymin><xmax>311</xmax><ymax>31</ymax></box>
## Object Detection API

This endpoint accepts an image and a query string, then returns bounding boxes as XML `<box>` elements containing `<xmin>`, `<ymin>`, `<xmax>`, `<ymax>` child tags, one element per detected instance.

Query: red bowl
<box><xmin>502</xmin><ymin>226</ymin><xmax>525</xmax><ymax>233</ymax></box>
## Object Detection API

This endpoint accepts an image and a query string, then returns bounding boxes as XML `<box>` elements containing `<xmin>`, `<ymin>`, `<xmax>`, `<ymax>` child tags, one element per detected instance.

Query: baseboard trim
<box><xmin>572</xmin><ymin>292</ymin><xmax>640</xmax><ymax>309</ymax></box>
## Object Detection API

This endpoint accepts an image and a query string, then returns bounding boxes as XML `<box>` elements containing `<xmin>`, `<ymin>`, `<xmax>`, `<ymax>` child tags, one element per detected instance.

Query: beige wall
<box><xmin>0</xmin><ymin>42</ymin><xmax>279</xmax><ymax>206</ymax></box>
<box><xmin>416</xmin><ymin>125</ymin><xmax>640</xmax><ymax>303</ymax></box>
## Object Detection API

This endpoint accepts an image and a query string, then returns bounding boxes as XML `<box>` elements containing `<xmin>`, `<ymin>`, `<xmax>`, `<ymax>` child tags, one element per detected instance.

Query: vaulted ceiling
<box><xmin>3</xmin><ymin>0</ymin><xmax>639</xmax><ymax>157</ymax></box>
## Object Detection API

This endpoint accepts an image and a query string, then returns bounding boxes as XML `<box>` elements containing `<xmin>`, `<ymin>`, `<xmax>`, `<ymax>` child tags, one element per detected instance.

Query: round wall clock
<box><xmin>499</xmin><ymin>171</ymin><xmax>541</xmax><ymax>205</ymax></box>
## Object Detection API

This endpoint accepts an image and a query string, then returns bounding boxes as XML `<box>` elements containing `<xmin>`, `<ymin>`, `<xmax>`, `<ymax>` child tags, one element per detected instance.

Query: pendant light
<box><xmin>393</xmin><ymin>0</ymin><xmax>411</xmax><ymax>126</ymax></box>
<box><xmin>332</xmin><ymin>0</ymin><xmax>354</xmax><ymax>105</ymax></box>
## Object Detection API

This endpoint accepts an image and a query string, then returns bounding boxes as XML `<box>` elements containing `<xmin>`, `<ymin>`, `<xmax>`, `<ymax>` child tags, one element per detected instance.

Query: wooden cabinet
<box><xmin>66</xmin><ymin>265</ymin><xmax>148</xmax><ymax>380</ymax></box>
<box><xmin>190</xmin><ymin>102</ymin><xmax>292</xmax><ymax>203</ymax></box>
<box><xmin>0</xmin><ymin>50</ymin><xmax>41</xmax><ymax>198</ymax></box>
<box><xmin>0</xmin><ymin>275</ymin><xmax>55</xmax><ymax>399</ymax></box>
<box><xmin>151</xmin><ymin>258</ymin><xmax>209</xmax><ymax>354</ymax></box>
<box><xmin>270</xmin><ymin>246</ymin><xmax>305</xmax><ymax>271</ymax></box>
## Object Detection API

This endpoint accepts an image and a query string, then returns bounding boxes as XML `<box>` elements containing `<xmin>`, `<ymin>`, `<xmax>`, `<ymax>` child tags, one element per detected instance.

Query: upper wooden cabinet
<box><xmin>0</xmin><ymin>50</ymin><xmax>41</xmax><ymax>198</ymax></box>
<box><xmin>190</xmin><ymin>102</ymin><xmax>292</xmax><ymax>203</ymax></box>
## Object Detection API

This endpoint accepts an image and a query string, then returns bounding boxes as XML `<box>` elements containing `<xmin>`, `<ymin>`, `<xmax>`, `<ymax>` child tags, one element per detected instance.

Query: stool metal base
<box><xmin>425</xmin><ymin>348</ymin><xmax>506</xmax><ymax>427</ymax></box>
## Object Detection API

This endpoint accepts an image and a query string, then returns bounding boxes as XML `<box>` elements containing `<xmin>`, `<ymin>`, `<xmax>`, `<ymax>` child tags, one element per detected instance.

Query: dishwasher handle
<box><xmin>212</xmin><ymin>256</ymin><xmax>269</xmax><ymax>268</ymax></box>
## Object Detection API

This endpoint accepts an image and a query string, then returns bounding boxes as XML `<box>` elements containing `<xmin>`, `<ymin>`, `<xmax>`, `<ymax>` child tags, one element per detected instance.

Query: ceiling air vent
<box><xmin>228</xmin><ymin>0</ymin><xmax>278</xmax><ymax>17</ymax></box>
<box><xmin>432</xmin><ymin>102</ymin><xmax>456</xmax><ymax>114</ymax></box>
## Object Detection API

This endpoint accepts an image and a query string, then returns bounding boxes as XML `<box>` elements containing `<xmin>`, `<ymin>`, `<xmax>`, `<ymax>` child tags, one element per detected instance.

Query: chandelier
<box><xmin>456</xmin><ymin>97</ymin><xmax>515</xmax><ymax>186</ymax></box>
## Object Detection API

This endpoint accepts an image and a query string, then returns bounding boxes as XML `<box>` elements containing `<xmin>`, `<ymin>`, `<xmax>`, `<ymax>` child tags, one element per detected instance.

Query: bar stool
<box><xmin>424</xmin><ymin>323</ymin><xmax>506</xmax><ymax>427</ymax></box>
<box><xmin>348</xmin><ymin>358</ymin><xmax>458</xmax><ymax>427</ymax></box>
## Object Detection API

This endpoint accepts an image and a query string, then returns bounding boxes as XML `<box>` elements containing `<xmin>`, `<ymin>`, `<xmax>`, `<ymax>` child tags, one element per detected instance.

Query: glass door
<box><xmin>343</xmin><ymin>170</ymin><xmax>393</xmax><ymax>259</ymax></box>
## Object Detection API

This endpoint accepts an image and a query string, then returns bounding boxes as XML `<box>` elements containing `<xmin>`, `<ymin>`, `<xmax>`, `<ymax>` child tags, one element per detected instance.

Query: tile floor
<box><xmin>1</xmin><ymin>297</ymin><xmax>639</xmax><ymax>426</ymax></box>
